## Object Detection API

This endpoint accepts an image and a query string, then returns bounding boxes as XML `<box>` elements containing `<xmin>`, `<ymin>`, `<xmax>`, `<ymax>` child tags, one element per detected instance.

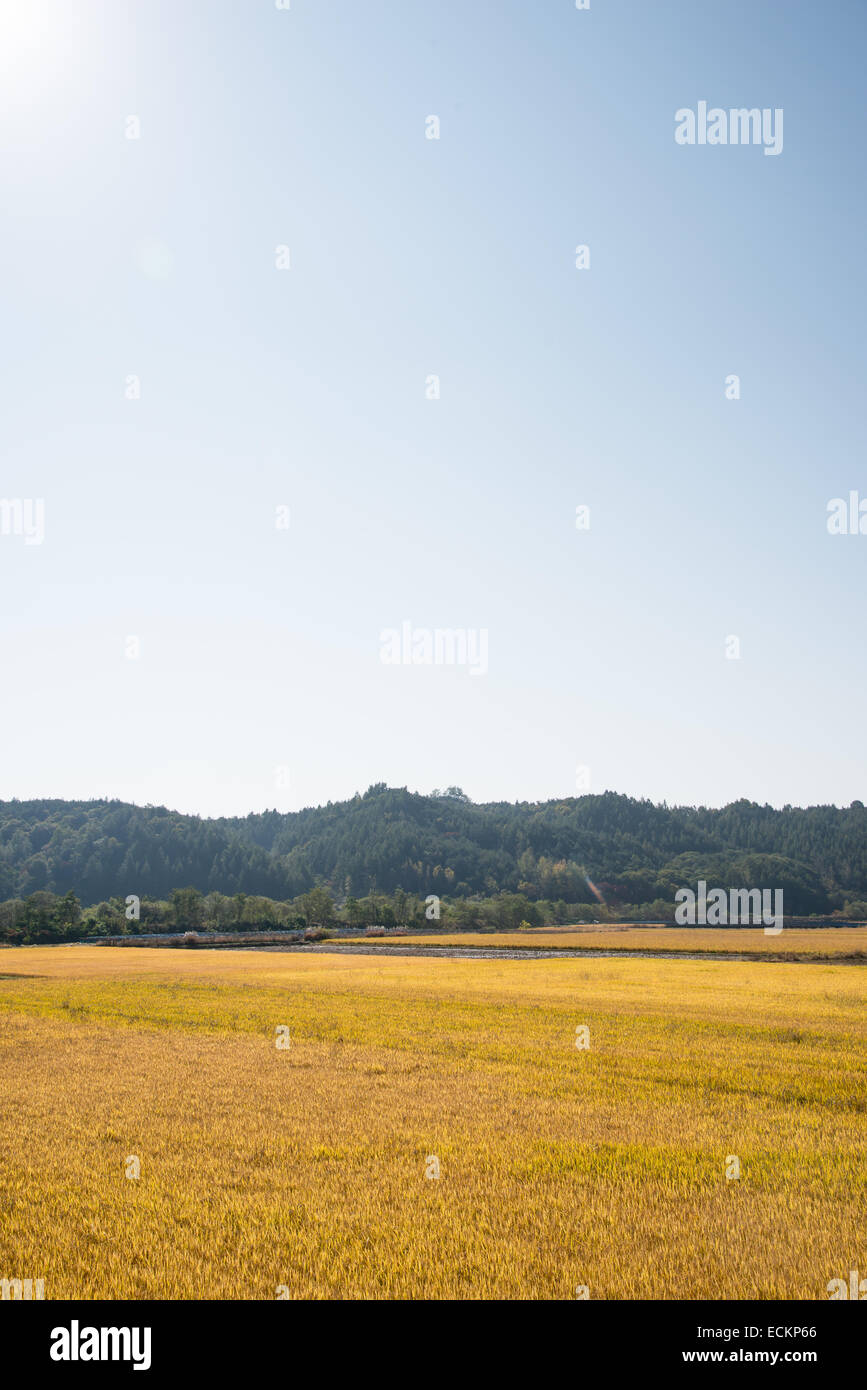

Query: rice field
<box><xmin>1</xmin><ymin>944</ymin><xmax>865</xmax><ymax>1300</ymax></box>
<box><xmin>340</xmin><ymin>926</ymin><xmax>867</xmax><ymax>961</ymax></box>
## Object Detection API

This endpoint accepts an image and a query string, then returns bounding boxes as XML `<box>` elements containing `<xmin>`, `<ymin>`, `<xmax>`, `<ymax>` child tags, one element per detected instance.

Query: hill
<box><xmin>1</xmin><ymin>786</ymin><xmax>866</xmax><ymax>915</ymax></box>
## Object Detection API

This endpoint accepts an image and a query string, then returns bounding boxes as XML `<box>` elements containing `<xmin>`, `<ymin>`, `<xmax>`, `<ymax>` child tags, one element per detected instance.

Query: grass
<box><xmin>0</xmin><ymin>945</ymin><xmax>865</xmax><ymax>1299</ymax></box>
<box><xmin>332</xmin><ymin>926</ymin><xmax>867</xmax><ymax>962</ymax></box>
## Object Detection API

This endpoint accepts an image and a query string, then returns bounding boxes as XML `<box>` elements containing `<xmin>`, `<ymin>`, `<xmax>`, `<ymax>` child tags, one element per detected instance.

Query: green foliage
<box><xmin>298</xmin><ymin>886</ymin><xmax>336</xmax><ymax>926</ymax></box>
<box><xmin>0</xmin><ymin>789</ymin><xmax>865</xmax><ymax>917</ymax></box>
<box><xmin>170</xmin><ymin>887</ymin><xmax>204</xmax><ymax>930</ymax></box>
<box><xmin>0</xmin><ymin>890</ymin><xmax>83</xmax><ymax>944</ymax></box>
<box><xmin>842</xmin><ymin>900</ymin><xmax>867</xmax><ymax>919</ymax></box>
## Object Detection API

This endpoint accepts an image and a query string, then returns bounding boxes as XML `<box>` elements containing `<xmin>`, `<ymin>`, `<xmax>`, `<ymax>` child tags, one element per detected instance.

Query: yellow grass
<box><xmin>348</xmin><ymin>926</ymin><xmax>867</xmax><ymax>960</ymax></box>
<box><xmin>1</xmin><ymin>945</ymin><xmax>865</xmax><ymax>1299</ymax></box>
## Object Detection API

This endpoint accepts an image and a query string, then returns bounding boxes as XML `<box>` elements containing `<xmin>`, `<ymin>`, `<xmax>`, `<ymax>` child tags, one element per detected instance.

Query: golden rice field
<box><xmin>351</xmin><ymin>926</ymin><xmax>867</xmax><ymax>961</ymax></box>
<box><xmin>1</xmin><ymin>943</ymin><xmax>865</xmax><ymax>1300</ymax></box>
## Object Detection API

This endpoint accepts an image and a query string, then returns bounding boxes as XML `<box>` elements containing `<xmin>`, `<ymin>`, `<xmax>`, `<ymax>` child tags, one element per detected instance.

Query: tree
<box><xmin>299</xmin><ymin>886</ymin><xmax>335</xmax><ymax>926</ymax></box>
<box><xmin>56</xmin><ymin>890</ymin><xmax>81</xmax><ymax>935</ymax></box>
<box><xmin>0</xmin><ymin>898</ymin><xmax>25</xmax><ymax>943</ymax></box>
<box><xmin>842</xmin><ymin>900</ymin><xmax>867</xmax><ymax>919</ymax></box>
<box><xmin>22</xmin><ymin>891</ymin><xmax>59</xmax><ymax>941</ymax></box>
<box><xmin>170</xmin><ymin>887</ymin><xmax>204</xmax><ymax>930</ymax></box>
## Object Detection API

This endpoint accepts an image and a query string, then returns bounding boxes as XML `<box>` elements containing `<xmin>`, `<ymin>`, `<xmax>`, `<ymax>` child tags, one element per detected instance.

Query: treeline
<box><xmin>0</xmin><ymin>886</ymin><xmax>609</xmax><ymax>945</ymax></box>
<box><xmin>3</xmin><ymin>881</ymin><xmax>866</xmax><ymax>946</ymax></box>
<box><xmin>1</xmin><ymin>788</ymin><xmax>866</xmax><ymax>916</ymax></box>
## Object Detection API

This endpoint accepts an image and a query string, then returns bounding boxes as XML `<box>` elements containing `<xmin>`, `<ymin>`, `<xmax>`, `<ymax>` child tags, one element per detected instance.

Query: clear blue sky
<box><xmin>1</xmin><ymin>0</ymin><xmax>865</xmax><ymax>817</ymax></box>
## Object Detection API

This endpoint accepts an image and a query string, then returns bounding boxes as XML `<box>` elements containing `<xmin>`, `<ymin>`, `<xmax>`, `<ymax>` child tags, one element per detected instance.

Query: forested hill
<box><xmin>1</xmin><ymin>787</ymin><xmax>866</xmax><ymax>914</ymax></box>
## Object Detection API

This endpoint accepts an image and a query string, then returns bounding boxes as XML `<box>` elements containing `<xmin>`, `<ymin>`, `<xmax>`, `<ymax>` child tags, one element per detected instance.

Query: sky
<box><xmin>1</xmin><ymin>0</ymin><xmax>865</xmax><ymax>818</ymax></box>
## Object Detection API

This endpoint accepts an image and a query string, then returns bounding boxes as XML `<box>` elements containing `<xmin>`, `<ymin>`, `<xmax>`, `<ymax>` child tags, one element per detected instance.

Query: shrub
<box><xmin>842</xmin><ymin>901</ymin><xmax>867</xmax><ymax>920</ymax></box>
